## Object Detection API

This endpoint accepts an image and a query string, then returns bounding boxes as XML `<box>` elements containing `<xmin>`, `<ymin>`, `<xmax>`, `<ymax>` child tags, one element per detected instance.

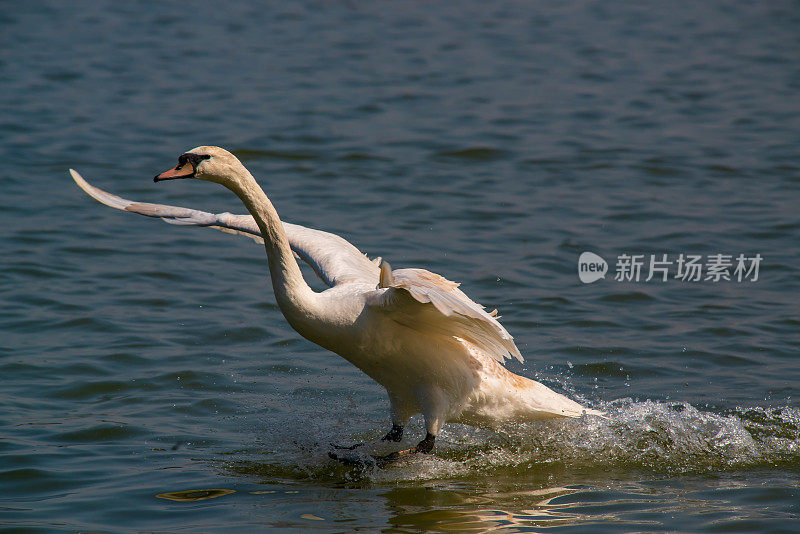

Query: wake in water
<box><xmin>234</xmin><ymin>398</ymin><xmax>800</xmax><ymax>482</ymax></box>
<box><xmin>460</xmin><ymin>399</ymin><xmax>800</xmax><ymax>474</ymax></box>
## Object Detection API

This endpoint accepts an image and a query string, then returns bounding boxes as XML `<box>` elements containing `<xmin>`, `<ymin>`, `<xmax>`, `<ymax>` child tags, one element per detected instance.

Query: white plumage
<box><xmin>71</xmin><ymin>146</ymin><xmax>601</xmax><ymax>459</ymax></box>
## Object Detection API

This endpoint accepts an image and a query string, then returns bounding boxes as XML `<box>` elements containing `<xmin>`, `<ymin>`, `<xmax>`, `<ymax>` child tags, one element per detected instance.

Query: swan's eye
<box><xmin>185</xmin><ymin>153</ymin><xmax>211</xmax><ymax>168</ymax></box>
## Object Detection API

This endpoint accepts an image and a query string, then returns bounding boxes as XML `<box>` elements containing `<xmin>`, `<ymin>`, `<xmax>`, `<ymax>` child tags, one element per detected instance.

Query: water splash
<box><xmin>224</xmin><ymin>399</ymin><xmax>800</xmax><ymax>484</ymax></box>
<box><xmin>445</xmin><ymin>400</ymin><xmax>800</xmax><ymax>476</ymax></box>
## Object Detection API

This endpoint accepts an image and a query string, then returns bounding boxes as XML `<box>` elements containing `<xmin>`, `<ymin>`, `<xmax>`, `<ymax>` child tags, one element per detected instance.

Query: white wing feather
<box><xmin>70</xmin><ymin>169</ymin><xmax>379</xmax><ymax>287</ymax></box>
<box><xmin>367</xmin><ymin>267</ymin><xmax>523</xmax><ymax>363</ymax></box>
<box><xmin>72</xmin><ymin>170</ymin><xmax>521</xmax><ymax>364</ymax></box>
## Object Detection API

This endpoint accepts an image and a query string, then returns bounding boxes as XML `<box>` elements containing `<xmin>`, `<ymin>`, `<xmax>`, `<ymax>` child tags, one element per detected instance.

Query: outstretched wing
<box><xmin>70</xmin><ymin>169</ymin><xmax>380</xmax><ymax>287</ymax></box>
<box><xmin>366</xmin><ymin>266</ymin><xmax>523</xmax><ymax>363</ymax></box>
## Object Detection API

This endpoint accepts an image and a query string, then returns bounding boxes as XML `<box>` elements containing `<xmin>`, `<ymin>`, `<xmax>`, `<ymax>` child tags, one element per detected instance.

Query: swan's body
<box><xmin>71</xmin><ymin>146</ymin><xmax>600</xmax><ymax>456</ymax></box>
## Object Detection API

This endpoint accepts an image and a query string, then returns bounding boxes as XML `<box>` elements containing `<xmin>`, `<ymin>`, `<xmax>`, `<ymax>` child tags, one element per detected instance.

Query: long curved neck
<box><xmin>223</xmin><ymin>170</ymin><xmax>319</xmax><ymax>328</ymax></box>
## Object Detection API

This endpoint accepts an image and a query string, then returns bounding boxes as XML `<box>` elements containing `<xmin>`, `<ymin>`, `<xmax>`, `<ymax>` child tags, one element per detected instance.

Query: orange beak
<box><xmin>154</xmin><ymin>162</ymin><xmax>194</xmax><ymax>182</ymax></box>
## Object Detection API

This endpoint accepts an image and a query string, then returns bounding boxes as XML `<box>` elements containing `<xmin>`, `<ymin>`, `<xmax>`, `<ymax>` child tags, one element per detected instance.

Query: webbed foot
<box><xmin>369</xmin><ymin>433</ymin><xmax>436</xmax><ymax>467</ymax></box>
<box><xmin>328</xmin><ymin>429</ymin><xmax>434</xmax><ymax>469</ymax></box>
<box><xmin>381</xmin><ymin>424</ymin><xmax>404</xmax><ymax>442</ymax></box>
<box><xmin>329</xmin><ymin>442</ymin><xmax>365</xmax><ymax>451</ymax></box>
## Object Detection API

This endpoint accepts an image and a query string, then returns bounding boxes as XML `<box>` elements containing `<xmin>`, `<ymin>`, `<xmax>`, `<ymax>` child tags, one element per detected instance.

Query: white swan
<box><xmin>71</xmin><ymin>146</ymin><xmax>601</xmax><ymax>463</ymax></box>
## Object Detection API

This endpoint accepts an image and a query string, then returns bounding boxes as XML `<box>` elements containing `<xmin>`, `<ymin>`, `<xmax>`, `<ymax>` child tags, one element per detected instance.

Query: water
<box><xmin>2</xmin><ymin>1</ymin><xmax>799</xmax><ymax>531</ymax></box>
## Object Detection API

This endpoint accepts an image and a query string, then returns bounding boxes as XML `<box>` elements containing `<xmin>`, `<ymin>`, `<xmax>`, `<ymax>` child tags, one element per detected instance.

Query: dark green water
<box><xmin>2</xmin><ymin>1</ymin><xmax>799</xmax><ymax>531</ymax></box>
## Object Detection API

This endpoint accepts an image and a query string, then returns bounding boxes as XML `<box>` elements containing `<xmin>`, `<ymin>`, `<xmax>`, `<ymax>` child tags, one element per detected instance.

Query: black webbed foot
<box><xmin>329</xmin><ymin>432</ymin><xmax>436</xmax><ymax>469</ymax></box>
<box><xmin>381</xmin><ymin>424</ymin><xmax>404</xmax><ymax>442</ymax></box>
<box><xmin>327</xmin><ymin>449</ymin><xmax>369</xmax><ymax>466</ymax></box>
<box><xmin>414</xmin><ymin>432</ymin><xmax>436</xmax><ymax>454</ymax></box>
<box><xmin>329</xmin><ymin>442</ymin><xmax>365</xmax><ymax>451</ymax></box>
<box><xmin>330</xmin><ymin>423</ymin><xmax>404</xmax><ymax>451</ymax></box>
<box><xmin>370</xmin><ymin>433</ymin><xmax>437</xmax><ymax>467</ymax></box>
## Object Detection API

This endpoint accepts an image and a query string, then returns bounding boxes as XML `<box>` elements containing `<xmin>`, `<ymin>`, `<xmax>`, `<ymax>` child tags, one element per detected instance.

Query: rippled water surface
<box><xmin>2</xmin><ymin>1</ymin><xmax>800</xmax><ymax>532</ymax></box>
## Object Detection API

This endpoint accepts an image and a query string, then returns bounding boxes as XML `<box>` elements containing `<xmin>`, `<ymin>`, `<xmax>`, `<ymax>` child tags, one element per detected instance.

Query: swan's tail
<box><xmin>546</xmin><ymin>397</ymin><xmax>606</xmax><ymax>420</ymax></box>
<box><xmin>575</xmin><ymin>406</ymin><xmax>608</xmax><ymax>419</ymax></box>
<box><xmin>513</xmin><ymin>375</ymin><xmax>607</xmax><ymax>421</ymax></box>
<box><xmin>459</xmin><ymin>346</ymin><xmax>606</xmax><ymax>424</ymax></box>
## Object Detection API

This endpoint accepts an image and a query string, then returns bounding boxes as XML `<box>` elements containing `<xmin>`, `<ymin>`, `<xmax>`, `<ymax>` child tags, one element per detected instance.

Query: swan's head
<box><xmin>154</xmin><ymin>146</ymin><xmax>247</xmax><ymax>186</ymax></box>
